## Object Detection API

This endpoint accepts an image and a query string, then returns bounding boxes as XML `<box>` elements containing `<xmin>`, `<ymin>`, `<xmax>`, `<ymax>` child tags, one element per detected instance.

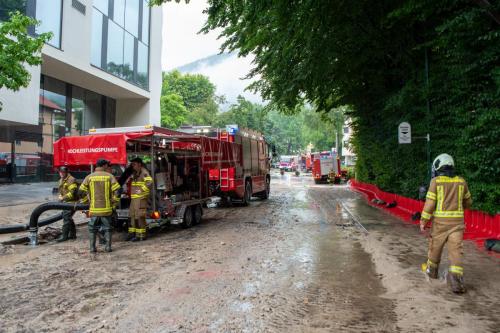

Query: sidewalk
<box><xmin>0</xmin><ymin>182</ymin><xmax>60</xmax><ymax>244</ymax></box>
<box><xmin>0</xmin><ymin>182</ymin><xmax>58</xmax><ymax>207</ymax></box>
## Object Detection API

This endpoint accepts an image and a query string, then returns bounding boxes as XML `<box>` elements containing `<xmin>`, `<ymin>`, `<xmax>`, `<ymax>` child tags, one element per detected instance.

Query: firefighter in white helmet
<box><xmin>420</xmin><ymin>153</ymin><xmax>472</xmax><ymax>293</ymax></box>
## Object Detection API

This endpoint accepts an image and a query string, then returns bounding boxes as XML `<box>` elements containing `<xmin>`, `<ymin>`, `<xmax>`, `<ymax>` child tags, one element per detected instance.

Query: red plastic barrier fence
<box><xmin>349</xmin><ymin>179</ymin><xmax>500</xmax><ymax>241</ymax></box>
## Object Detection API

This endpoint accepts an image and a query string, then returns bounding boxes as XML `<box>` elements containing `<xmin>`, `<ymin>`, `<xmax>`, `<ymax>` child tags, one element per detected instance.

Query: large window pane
<box><xmin>93</xmin><ymin>0</ymin><xmax>108</xmax><ymax>15</ymax></box>
<box><xmin>71</xmin><ymin>86</ymin><xmax>85</xmax><ymax>136</ymax></box>
<box><xmin>125</xmin><ymin>0</ymin><xmax>139</xmax><ymax>37</ymax></box>
<box><xmin>123</xmin><ymin>32</ymin><xmax>135</xmax><ymax>81</ymax></box>
<box><xmin>141</xmin><ymin>0</ymin><xmax>149</xmax><ymax>45</ymax></box>
<box><xmin>40</xmin><ymin>76</ymin><xmax>66</xmax><ymax>152</ymax></box>
<box><xmin>105</xmin><ymin>98</ymin><xmax>116</xmax><ymax>128</ymax></box>
<box><xmin>137</xmin><ymin>41</ymin><xmax>148</xmax><ymax>89</ymax></box>
<box><xmin>113</xmin><ymin>0</ymin><xmax>125</xmax><ymax>27</ymax></box>
<box><xmin>107</xmin><ymin>19</ymin><xmax>124</xmax><ymax>77</ymax></box>
<box><xmin>0</xmin><ymin>0</ymin><xmax>27</xmax><ymax>22</ymax></box>
<box><xmin>83</xmin><ymin>91</ymin><xmax>102</xmax><ymax>133</ymax></box>
<box><xmin>91</xmin><ymin>8</ymin><xmax>103</xmax><ymax>67</ymax></box>
<box><xmin>35</xmin><ymin>0</ymin><xmax>62</xmax><ymax>47</ymax></box>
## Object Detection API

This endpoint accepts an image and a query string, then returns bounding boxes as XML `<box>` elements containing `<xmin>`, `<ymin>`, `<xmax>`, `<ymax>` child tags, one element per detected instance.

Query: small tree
<box><xmin>0</xmin><ymin>12</ymin><xmax>51</xmax><ymax>109</ymax></box>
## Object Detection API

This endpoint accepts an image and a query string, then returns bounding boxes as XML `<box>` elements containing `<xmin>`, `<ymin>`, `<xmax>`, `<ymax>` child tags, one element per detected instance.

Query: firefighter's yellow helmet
<box><xmin>432</xmin><ymin>153</ymin><xmax>454</xmax><ymax>171</ymax></box>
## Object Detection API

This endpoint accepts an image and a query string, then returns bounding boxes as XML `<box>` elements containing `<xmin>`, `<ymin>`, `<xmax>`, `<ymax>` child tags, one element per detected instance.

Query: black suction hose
<box><xmin>26</xmin><ymin>202</ymin><xmax>90</xmax><ymax>245</ymax></box>
<box><xmin>0</xmin><ymin>211</ymin><xmax>68</xmax><ymax>234</ymax></box>
<box><xmin>28</xmin><ymin>202</ymin><xmax>89</xmax><ymax>231</ymax></box>
<box><xmin>0</xmin><ymin>224</ymin><xmax>28</xmax><ymax>234</ymax></box>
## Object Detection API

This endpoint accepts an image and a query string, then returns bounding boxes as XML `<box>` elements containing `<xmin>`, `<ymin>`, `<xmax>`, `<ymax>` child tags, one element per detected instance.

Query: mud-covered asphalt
<box><xmin>0</xmin><ymin>172</ymin><xmax>499</xmax><ymax>333</ymax></box>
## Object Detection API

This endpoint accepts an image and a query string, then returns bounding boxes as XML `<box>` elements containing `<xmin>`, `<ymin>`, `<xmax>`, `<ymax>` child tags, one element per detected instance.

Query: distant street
<box><xmin>0</xmin><ymin>172</ymin><xmax>499</xmax><ymax>332</ymax></box>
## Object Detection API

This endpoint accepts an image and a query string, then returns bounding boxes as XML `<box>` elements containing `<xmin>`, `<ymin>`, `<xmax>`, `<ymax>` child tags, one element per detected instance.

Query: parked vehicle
<box><xmin>311</xmin><ymin>151</ymin><xmax>341</xmax><ymax>184</ymax></box>
<box><xmin>279</xmin><ymin>155</ymin><xmax>297</xmax><ymax>172</ymax></box>
<box><xmin>178</xmin><ymin>125</ymin><xmax>271</xmax><ymax>204</ymax></box>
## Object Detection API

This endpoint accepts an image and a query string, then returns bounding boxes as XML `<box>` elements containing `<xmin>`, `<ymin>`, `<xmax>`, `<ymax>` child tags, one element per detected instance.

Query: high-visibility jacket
<box><xmin>130</xmin><ymin>167</ymin><xmax>153</xmax><ymax>200</ymax></box>
<box><xmin>59</xmin><ymin>174</ymin><xmax>78</xmax><ymax>203</ymax></box>
<box><xmin>79</xmin><ymin>167</ymin><xmax>121</xmax><ymax>216</ymax></box>
<box><xmin>421</xmin><ymin>175</ymin><xmax>472</xmax><ymax>224</ymax></box>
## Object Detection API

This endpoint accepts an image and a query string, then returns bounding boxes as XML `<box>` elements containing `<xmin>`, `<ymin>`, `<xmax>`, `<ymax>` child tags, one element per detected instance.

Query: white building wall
<box><xmin>0</xmin><ymin>65</ymin><xmax>40</xmax><ymax>125</ymax></box>
<box><xmin>146</xmin><ymin>5</ymin><xmax>162</xmax><ymax>126</ymax></box>
<box><xmin>0</xmin><ymin>0</ymin><xmax>162</xmax><ymax>128</ymax></box>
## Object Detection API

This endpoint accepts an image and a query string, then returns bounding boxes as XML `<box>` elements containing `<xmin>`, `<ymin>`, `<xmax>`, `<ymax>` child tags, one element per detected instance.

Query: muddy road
<box><xmin>1</xmin><ymin>172</ymin><xmax>499</xmax><ymax>332</ymax></box>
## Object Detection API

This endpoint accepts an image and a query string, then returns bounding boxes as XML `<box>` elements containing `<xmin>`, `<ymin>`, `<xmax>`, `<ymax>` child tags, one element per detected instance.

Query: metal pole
<box><xmin>424</xmin><ymin>48</ymin><xmax>432</xmax><ymax>182</ymax></box>
<box><xmin>151</xmin><ymin>135</ymin><xmax>156</xmax><ymax>212</ymax></box>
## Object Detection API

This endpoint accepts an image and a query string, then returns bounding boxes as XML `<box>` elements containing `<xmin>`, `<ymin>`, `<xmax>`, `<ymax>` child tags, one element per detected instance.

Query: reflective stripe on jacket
<box><xmin>79</xmin><ymin>168</ymin><xmax>120</xmax><ymax>216</ymax></box>
<box><xmin>130</xmin><ymin>167</ymin><xmax>153</xmax><ymax>200</ymax></box>
<box><xmin>421</xmin><ymin>175</ymin><xmax>472</xmax><ymax>223</ymax></box>
<box><xmin>59</xmin><ymin>174</ymin><xmax>78</xmax><ymax>202</ymax></box>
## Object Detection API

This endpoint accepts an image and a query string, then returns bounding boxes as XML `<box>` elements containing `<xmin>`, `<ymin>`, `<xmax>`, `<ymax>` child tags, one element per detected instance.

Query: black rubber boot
<box><xmin>98</xmin><ymin>231</ymin><xmax>106</xmax><ymax>245</ymax></box>
<box><xmin>447</xmin><ymin>272</ymin><xmax>466</xmax><ymax>294</ymax></box>
<box><xmin>89</xmin><ymin>232</ymin><xmax>97</xmax><ymax>253</ymax></box>
<box><xmin>68</xmin><ymin>222</ymin><xmax>77</xmax><ymax>240</ymax></box>
<box><xmin>125</xmin><ymin>233</ymin><xmax>135</xmax><ymax>241</ymax></box>
<box><xmin>104</xmin><ymin>231</ymin><xmax>112</xmax><ymax>252</ymax></box>
<box><xmin>56</xmin><ymin>224</ymin><xmax>70</xmax><ymax>242</ymax></box>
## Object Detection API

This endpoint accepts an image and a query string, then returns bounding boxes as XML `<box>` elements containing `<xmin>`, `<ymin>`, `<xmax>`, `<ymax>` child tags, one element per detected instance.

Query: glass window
<box><xmin>93</xmin><ymin>0</ymin><xmax>108</xmax><ymax>15</ymax></box>
<box><xmin>35</xmin><ymin>0</ymin><xmax>62</xmax><ymax>48</ymax></box>
<box><xmin>107</xmin><ymin>19</ymin><xmax>124</xmax><ymax>77</ymax></box>
<box><xmin>125</xmin><ymin>0</ymin><xmax>139</xmax><ymax>37</ymax></box>
<box><xmin>105</xmin><ymin>98</ymin><xmax>116</xmax><ymax>128</ymax></box>
<box><xmin>71</xmin><ymin>86</ymin><xmax>85</xmax><ymax>136</ymax></box>
<box><xmin>137</xmin><ymin>41</ymin><xmax>148</xmax><ymax>89</ymax></box>
<box><xmin>83</xmin><ymin>90</ymin><xmax>102</xmax><ymax>133</ymax></box>
<box><xmin>0</xmin><ymin>0</ymin><xmax>27</xmax><ymax>22</ymax></box>
<box><xmin>113</xmin><ymin>0</ymin><xmax>125</xmax><ymax>27</ymax></box>
<box><xmin>141</xmin><ymin>0</ymin><xmax>149</xmax><ymax>45</ymax></box>
<box><xmin>123</xmin><ymin>32</ymin><xmax>135</xmax><ymax>81</ymax></box>
<box><xmin>91</xmin><ymin>8</ymin><xmax>103</xmax><ymax>67</ymax></box>
<box><xmin>40</xmin><ymin>76</ymin><xmax>67</xmax><ymax>151</ymax></box>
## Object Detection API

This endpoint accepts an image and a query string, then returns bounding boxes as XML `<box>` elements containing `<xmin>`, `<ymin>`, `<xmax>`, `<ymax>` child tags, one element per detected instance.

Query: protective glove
<box><xmin>420</xmin><ymin>220</ymin><xmax>430</xmax><ymax>232</ymax></box>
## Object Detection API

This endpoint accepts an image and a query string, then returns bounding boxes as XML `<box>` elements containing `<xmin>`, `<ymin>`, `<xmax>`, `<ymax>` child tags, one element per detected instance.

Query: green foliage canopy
<box><xmin>155</xmin><ymin>0</ymin><xmax>499</xmax><ymax>213</ymax></box>
<box><xmin>0</xmin><ymin>11</ymin><xmax>51</xmax><ymax>92</ymax></box>
<box><xmin>161</xmin><ymin>70</ymin><xmax>221</xmax><ymax>126</ymax></box>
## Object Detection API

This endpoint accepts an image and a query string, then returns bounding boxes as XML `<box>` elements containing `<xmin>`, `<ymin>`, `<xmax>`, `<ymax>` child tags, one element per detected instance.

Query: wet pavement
<box><xmin>0</xmin><ymin>172</ymin><xmax>499</xmax><ymax>332</ymax></box>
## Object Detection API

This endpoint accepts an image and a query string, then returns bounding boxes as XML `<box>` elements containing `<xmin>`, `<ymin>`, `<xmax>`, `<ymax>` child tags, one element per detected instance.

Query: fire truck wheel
<box><xmin>242</xmin><ymin>181</ymin><xmax>252</xmax><ymax>206</ymax></box>
<box><xmin>259</xmin><ymin>177</ymin><xmax>270</xmax><ymax>200</ymax></box>
<box><xmin>193</xmin><ymin>204</ymin><xmax>202</xmax><ymax>225</ymax></box>
<box><xmin>182</xmin><ymin>206</ymin><xmax>193</xmax><ymax>228</ymax></box>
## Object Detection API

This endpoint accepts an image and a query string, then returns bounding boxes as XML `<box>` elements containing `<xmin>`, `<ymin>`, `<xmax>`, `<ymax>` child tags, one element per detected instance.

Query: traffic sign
<box><xmin>398</xmin><ymin>122</ymin><xmax>411</xmax><ymax>144</ymax></box>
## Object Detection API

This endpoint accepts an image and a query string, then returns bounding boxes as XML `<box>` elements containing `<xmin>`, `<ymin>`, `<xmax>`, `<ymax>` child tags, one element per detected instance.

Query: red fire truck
<box><xmin>312</xmin><ymin>151</ymin><xmax>341</xmax><ymax>184</ymax></box>
<box><xmin>178</xmin><ymin>125</ymin><xmax>271</xmax><ymax>204</ymax></box>
<box><xmin>53</xmin><ymin>125</ymin><xmax>271</xmax><ymax>229</ymax></box>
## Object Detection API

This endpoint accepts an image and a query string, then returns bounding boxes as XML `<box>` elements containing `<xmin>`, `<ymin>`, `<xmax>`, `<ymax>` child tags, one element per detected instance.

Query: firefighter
<box><xmin>56</xmin><ymin>166</ymin><xmax>78</xmax><ymax>242</ymax></box>
<box><xmin>79</xmin><ymin>159</ymin><xmax>121</xmax><ymax>253</ymax></box>
<box><xmin>125</xmin><ymin>157</ymin><xmax>153</xmax><ymax>242</ymax></box>
<box><xmin>420</xmin><ymin>153</ymin><xmax>472</xmax><ymax>293</ymax></box>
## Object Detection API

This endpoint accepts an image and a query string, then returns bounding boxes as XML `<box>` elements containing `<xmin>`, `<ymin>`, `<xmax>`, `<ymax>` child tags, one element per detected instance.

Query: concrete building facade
<box><xmin>0</xmin><ymin>0</ymin><xmax>162</xmax><ymax>182</ymax></box>
<box><xmin>342</xmin><ymin>119</ymin><xmax>357</xmax><ymax>167</ymax></box>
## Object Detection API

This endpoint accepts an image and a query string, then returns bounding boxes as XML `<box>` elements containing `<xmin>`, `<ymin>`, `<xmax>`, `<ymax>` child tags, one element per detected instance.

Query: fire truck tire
<box><xmin>258</xmin><ymin>177</ymin><xmax>270</xmax><ymax>200</ymax></box>
<box><xmin>314</xmin><ymin>179</ymin><xmax>320</xmax><ymax>184</ymax></box>
<box><xmin>242</xmin><ymin>181</ymin><xmax>252</xmax><ymax>206</ymax></box>
<box><xmin>182</xmin><ymin>206</ymin><xmax>193</xmax><ymax>228</ymax></box>
<box><xmin>193</xmin><ymin>204</ymin><xmax>203</xmax><ymax>225</ymax></box>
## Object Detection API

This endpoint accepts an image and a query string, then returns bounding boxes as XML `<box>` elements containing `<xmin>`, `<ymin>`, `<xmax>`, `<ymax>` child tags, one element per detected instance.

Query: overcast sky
<box><xmin>161</xmin><ymin>1</ymin><xmax>262</xmax><ymax>105</ymax></box>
